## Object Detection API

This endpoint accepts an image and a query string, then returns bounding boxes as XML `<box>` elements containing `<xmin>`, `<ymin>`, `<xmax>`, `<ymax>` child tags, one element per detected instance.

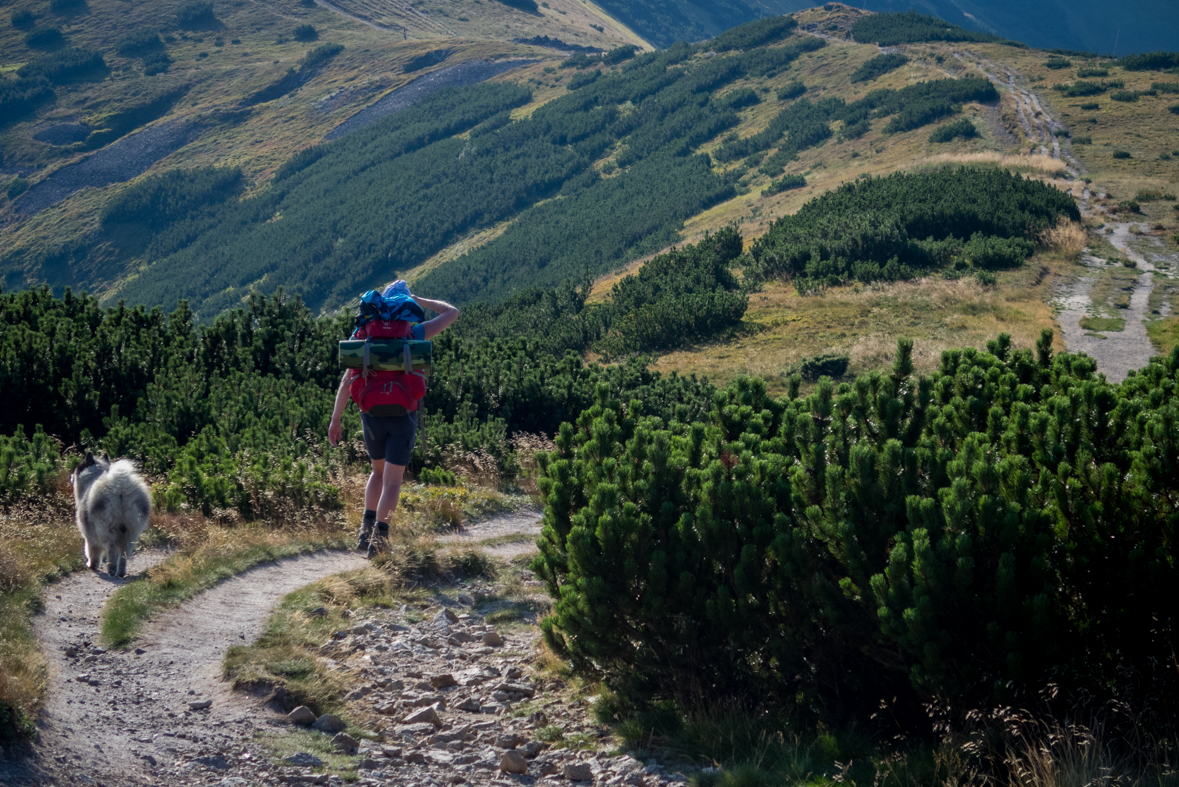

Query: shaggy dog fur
<box><xmin>69</xmin><ymin>453</ymin><xmax>151</xmax><ymax>578</ymax></box>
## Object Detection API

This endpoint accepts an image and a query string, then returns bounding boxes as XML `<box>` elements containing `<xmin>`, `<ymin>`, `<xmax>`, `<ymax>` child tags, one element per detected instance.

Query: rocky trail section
<box><xmin>277</xmin><ymin>600</ymin><xmax>685</xmax><ymax>787</ymax></box>
<box><xmin>0</xmin><ymin>549</ymin><xmax>365</xmax><ymax>787</ymax></box>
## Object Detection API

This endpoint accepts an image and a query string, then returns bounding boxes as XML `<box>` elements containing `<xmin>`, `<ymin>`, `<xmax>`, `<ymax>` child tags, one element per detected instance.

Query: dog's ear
<box><xmin>84</xmin><ymin>451</ymin><xmax>93</xmax><ymax>462</ymax></box>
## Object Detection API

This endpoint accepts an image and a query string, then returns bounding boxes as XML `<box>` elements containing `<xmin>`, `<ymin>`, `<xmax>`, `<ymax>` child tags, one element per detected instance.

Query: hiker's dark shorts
<box><xmin>361</xmin><ymin>412</ymin><xmax>417</xmax><ymax>466</ymax></box>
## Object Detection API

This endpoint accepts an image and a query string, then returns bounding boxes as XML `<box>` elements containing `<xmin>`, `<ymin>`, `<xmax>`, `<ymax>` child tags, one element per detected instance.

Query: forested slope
<box><xmin>54</xmin><ymin>14</ymin><xmax>1012</xmax><ymax>318</ymax></box>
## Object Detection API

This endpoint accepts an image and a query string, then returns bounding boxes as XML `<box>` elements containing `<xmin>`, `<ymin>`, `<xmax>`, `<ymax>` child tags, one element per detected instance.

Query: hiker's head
<box><xmin>383</xmin><ymin>280</ymin><xmax>411</xmax><ymax>298</ymax></box>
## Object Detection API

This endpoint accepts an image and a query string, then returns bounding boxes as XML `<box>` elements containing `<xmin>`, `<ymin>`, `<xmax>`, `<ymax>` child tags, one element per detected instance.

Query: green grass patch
<box><xmin>222</xmin><ymin>569</ymin><xmax>385</xmax><ymax>717</ymax></box>
<box><xmin>101</xmin><ymin>527</ymin><xmax>349</xmax><ymax>648</ymax></box>
<box><xmin>1079</xmin><ymin>316</ymin><xmax>1125</xmax><ymax>332</ymax></box>
<box><xmin>481</xmin><ymin>598</ymin><xmax>548</xmax><ymax>625</ymax></box>
<box><xmin>1148</xmin><ymin>316</ymin><xmax>1179</xmax><ymax>355</ymax></box>
<box><xmin>254</xmin><ymin>727</ymin><xmax>361</xmax><ymax>774</ymax></box>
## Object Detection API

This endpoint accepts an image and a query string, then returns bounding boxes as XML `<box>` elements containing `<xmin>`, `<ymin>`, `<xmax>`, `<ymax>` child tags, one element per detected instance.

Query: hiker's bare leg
<box><xmin>376</xmin><ymin>462</ymin><xmax>407</xmax><ymax>524</ymax></box>
<box><xmin>366</xmin><ymin>459</ymin><xmax>385</xmax><ymax>511</ymax></box>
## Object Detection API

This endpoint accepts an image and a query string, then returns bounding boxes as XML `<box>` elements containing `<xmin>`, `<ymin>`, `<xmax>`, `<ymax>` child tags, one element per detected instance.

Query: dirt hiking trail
<box><xmin>1</xmin><ymin>549</ymin><xmax>366</xmax><ymax>786</ymax></box>
<box><xmin>441</xmin><ymin>508</ymin><xmax>543</xmax><ymax>560</ymax></box>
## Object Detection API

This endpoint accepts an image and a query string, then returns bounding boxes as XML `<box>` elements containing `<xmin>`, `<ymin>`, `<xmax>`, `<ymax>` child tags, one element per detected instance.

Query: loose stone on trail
<box><xmin>310</xmin><ymin>713</ymin><xmax>346</xmax><ymax>733</ymax></box>
<box><xmin>287</xmin><ymin>706</ymin><xmax>317</xmax><ymax>725</ymax></box>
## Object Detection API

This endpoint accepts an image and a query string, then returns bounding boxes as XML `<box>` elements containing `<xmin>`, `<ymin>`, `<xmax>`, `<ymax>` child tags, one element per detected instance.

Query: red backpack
<box><xmin>348</xmin><ymin>320</ymin><xmax>428</xmax><ymax>415</ymax></box>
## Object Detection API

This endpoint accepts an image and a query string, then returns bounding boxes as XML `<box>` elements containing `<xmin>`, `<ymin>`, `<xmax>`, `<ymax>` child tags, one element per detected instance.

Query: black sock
<box><xmin>376</xmin><ymin>520</ymin><xmax>390</xmax><ymax>532</ymax></box>
<box><xmin>363</xmin><ymin>509</ymin><xmax>377</xmax><ymax>523</ymax></box>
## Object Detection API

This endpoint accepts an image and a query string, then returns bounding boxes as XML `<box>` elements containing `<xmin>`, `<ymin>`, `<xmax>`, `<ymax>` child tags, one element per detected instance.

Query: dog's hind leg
<box><xmin>83</xmin><ymin>538</ymin><xmax>96</xmax><ymax>570</ymax></box>
<box><xmin>114</xmin><ymin>526</ymin><xmax>129</xmax><ymax>578</ymax></box>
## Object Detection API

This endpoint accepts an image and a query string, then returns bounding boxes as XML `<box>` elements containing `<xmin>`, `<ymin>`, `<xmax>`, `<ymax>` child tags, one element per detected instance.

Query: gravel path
<box><xmin>1054</xmin><ymin>223</ymin><xmax>1167</xmax><ymax>382</ymax></box>
<box><xmin>13</xmin><ymin>119</ymin><xmax>202</xmax><ymax>216</ymax></box>
<box><xmin>325</xmin><ymin>59</ymin><xmax>539</xmax><ymax>140</ymax></box>
<box><xmin>441</xmin><ymin>509</ymin><xmax>543</xmax><ymax>559</ymax></box>
<box><xmin>0</xmin><ymin>549</ymin><xmax>366</xmax><ymax>786</ymax></box>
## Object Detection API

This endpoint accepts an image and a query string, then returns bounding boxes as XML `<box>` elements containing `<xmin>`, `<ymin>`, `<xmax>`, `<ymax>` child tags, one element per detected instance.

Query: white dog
<box><xmin>69</xmin><ymin>453</ymin><xmax>151</xmax><ymax>578</ymax></box>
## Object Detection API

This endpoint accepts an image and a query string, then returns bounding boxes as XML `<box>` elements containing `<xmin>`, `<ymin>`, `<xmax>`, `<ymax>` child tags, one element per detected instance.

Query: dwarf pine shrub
<box><xmin>534</xmin><ymin>334</ymin><xmax>1179</xmax><ymax>727</ymax></box>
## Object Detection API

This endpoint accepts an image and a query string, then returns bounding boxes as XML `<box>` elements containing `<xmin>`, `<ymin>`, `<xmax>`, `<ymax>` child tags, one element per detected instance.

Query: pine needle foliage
<box><xmin>533</xmin><ymin>334</ymin><xmax>1179</xmax><ymax>728</ymax></box>
<box><xmin>748</xmin><ymin>168</ymin><xmax>1077</xmax><ymax>292</ymax></box>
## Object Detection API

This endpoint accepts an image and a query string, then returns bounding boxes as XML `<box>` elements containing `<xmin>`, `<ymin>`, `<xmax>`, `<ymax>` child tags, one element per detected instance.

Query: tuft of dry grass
<box><xmin>1039</xmin><ymin>218</ymin><xmax>1088</xmax><ymax>260</ymax></box>
<box><xmin>922</xmin><ymin>151</ymin><xmax>1069</xmax><ymax>175</ymax></box>
<box><xmin>0</xmin><ymin>492</ymin><xmax>83</xmax><ymax>732</ymax></box>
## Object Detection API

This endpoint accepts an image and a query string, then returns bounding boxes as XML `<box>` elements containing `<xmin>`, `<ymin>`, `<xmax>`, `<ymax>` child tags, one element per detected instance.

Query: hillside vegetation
<box><xmin>4</xmin><ymin>10</ymin><xmax>1022</xmax><ymax>318</ymax></box>
<box><xmin>2</xmin><ymin>3</ymin><xmax>1179</xmax><ymax>783</ymax></box>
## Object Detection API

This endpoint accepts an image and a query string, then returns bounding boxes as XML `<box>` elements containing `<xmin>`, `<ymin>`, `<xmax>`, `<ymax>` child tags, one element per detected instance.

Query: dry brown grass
<box><xmin>0</xmin><ymin>488</ymin><xmax>84</xmax><ymax>729</ymax></box>
<box><xmin>654</xmin><ymin>263</ymin><xmax>1064</xmax><ymax>394</ymax></box>
<box><xmin>922</xmin><ymin>151</ymin><xmax>1069</xmax><ymax>175</ymax></box>
<box><xmin>1039</xmin><ymin>218</ymin><xmax>1088</xmax><ymax>260</ymax></box>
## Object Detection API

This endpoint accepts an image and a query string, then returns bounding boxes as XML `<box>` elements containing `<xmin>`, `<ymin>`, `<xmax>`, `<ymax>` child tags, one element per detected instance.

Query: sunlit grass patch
<box><xmin>398</xmin><ymin>482</ymin><xmax>516</xmax><ymax>530</ymax></box>
<box><xmin>1080</xmin><ymin>316</ymin><xmax>1125</xmax><ymax>332</ymax></box>
<box><xmin>102</xmin><ymin>519</ymin><xmax>350</xmax><ymax>648</ymax></box>
<box><xmin>653</xmin><ymin>258</ymin><xmax>1064</xmax><ymax>394</ymax></box>
<box><xmin>254</xmin><ymin>727</ymin><xmax>360</xmax><ymax>775</ymax></box>
<box><xmin>1147</xmin><ymin>316</ymin><xmax>1179</xmax><ymax>355</ymax></box>
<box><xmin>0</xmin><ymin>482</ymin><xmax>85</xmax><ymax>739</ymax></box>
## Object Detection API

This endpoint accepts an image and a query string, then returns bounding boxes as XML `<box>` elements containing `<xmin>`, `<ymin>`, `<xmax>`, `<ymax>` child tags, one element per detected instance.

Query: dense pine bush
<box><xmin>17</xmin><ymin>47</ymin><xmax>105</xmax><ymax>83</ymax></box>
<box><xmin>850</xmin><ymin>11</ymin><xmax>1000</xmax><ymax>45</ymax></box>
<box><xmin>749</xmin><ymin>168</ymin><xmax>1076</xmax><ymax>291</ymax></box>
<box><xmin>928</xmin><ymin>117</ymin><xmax>979</xmax><ymax>142</ymax></box>
<box><xmin>100</xmin><ymin>167</ymin><xmax>243</xmax><ymax>229</ymax></box>
<box><xmin>850</xmin><ymin>53</ymin><xmax>908</xmax><ymax>83</ymax></box>
<box><xmin>1119</xmin><ymin>51</ymin><xmax>1179</xmax><ymax>71</ymax></box>
<box><xmin>0</xmin><ymin>76</ymin><xmax>54</xmax><ymax>120</ymax></box>
<box><xmin>534</xmin><ymin>335</ymin><xmax>1179</xmax><ymax>726</ymax></box>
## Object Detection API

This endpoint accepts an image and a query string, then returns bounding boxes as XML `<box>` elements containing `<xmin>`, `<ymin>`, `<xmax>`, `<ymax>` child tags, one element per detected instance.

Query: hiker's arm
<box><xmin>414</xmin><ymin>296</ymin><xmax>460</xmax><ymax>339</ymax></box>
<box><xmin>327</xmin><ymin>370</ymin><xmax>352</xmax><ymax>447</ymax></box>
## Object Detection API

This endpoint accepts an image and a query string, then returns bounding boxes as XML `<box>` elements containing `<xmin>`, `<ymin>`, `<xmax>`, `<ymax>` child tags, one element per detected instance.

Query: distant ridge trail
<box><xmin>325</xmin><ymin>59</ymin><xmax>539</xmax><ymax>140</ymax></box>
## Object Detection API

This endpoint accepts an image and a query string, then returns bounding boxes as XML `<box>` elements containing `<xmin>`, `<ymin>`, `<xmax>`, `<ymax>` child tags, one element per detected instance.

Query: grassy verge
<box><xmin>1148</xmin><ymin>316</ymin><xmax>1179</xmax><ymax>355</ymax></box>
<box><xmin>0</xmin><ymin>477</ymin><xmax>87</xmax><ymax>745</ymax></box>
<box><xmin>101</xmin><ymin>479</ymin><xmax>517</xmax><ymax>649</ymax></box>
<box><xmin>100</xmin><ymin>519</ymin><xmax>351</xmax><ymax>649</ymax></box>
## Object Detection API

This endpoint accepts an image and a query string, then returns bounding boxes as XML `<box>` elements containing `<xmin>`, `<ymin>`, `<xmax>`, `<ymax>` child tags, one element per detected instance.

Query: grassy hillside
<box><xmin>1</xmin><ymin>3</ymin><xmax>1177</xmax><ymax>384</ymax></box>
<box><xmin>0</xmin><ymin>0</ymin><xmax>639</xmax><ymax>292</ymax></box>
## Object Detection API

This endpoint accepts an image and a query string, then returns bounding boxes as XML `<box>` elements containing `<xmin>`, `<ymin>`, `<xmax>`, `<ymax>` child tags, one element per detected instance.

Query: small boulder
<box><xmin>483</xmin><ymin>631</ymin><xmax>504</xmax><ymax>647</ymax></box>
<box><xmin>521</xmin><ymin>740</ymin><xmax>547</xmax><ymax>758</ymax></box>
<box><xmin>495</xmin><ymin>732</ymin><xmax>523</xmax><ymax>749</ymax></box>
<box><xmin>429</xmin><ymin>673</ymin><xmax>458</xmax><ymax>689</ymax></box>
<box><xmin>284</xmin><ymin>752</ymin><xmax>325</xmax><ymax>767</ymax></box>
<box><xmin>500</xmin><ymin>749</ymin><xmax>529</xmax><ymax>775</ymax></box>
<box><xmin>495</xmin><ymin>681</ymin><xmax>535</xmax><ymax>698</ymax></box>
<box><xmin>402</xmin><ymin>705</ymin><xmax>443</xmax><ymax>728</ymax></box>
<box><xmin>288</xmin><ymin>706</ymin><xmax>317</xmax><ymax>726</ymax></box>
<box><xmin>188</xmin><ymin>699</ymin><xmax>213</xmax><ymax>711</ymax></box>
<box><xmin>455</xmin><ymin>697</ymin><xmax>482</xmax><ymax>712</ymax></box>
<box><xmin>564</xmin><ymin>762</ymin><xmax>594</xmax><ymax>782</ymax></box>
<box><xmin>332</xmin><ymin>732</ymin><xmax>360</xmax><ymax>754</ymax></box>
<box><xmin>311</xmin><ymin>714</ymin><xmax>346</xmax><ymax>733</ymax></box>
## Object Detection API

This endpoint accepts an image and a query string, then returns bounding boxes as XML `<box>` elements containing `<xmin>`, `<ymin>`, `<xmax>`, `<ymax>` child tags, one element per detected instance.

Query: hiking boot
<box><xmin>357</xmin><ymin>516</ymin><xmax>375</xmax><ymax>551</ymax></box>
<box><xmin>366</xmin><ymin>522</ymin><xmax>389</xmax><ymax>559</ymax></box>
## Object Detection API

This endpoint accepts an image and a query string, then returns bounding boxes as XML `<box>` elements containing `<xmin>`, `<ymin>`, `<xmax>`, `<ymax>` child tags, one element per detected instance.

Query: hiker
<box><xmin>328</xmin><ymin>281</ymin><xmax>459</xmax><ymax>557</ymax></box>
